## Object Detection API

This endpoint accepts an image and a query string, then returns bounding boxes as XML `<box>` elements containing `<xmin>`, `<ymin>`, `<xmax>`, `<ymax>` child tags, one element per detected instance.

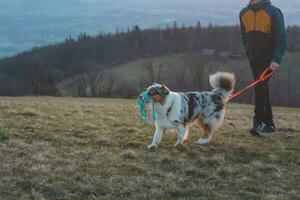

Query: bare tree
<box><xmin>183</xmin><ymin>53</ymin><xmax>209</xmax><ymax>90</ymax></box>
<box><xmin>104</xmin><ymin>72</ymin><xmax>119</xmax><ymax>97</ymax></box>
<box><xmin>25</xmin><ymin>58</ymin><xmax>56</xmax><ymax>95</ymax></box>
<box><xmin>169</xmin><ymin>65</ymin><xmax>189</xmax><ymax>91</ymax></box>
<box><xmin>143</xmin><ymin>60</ymin><xmax>168</xmax><ymax>86</ymax></box>
<box><xmin>72</xmin><ymin>61</ymin><xmax>103</xmax><ymax>97</ymax></box>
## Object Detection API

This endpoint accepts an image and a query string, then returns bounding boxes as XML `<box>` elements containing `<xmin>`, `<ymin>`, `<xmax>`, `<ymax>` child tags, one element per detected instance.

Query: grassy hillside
<box><xmin>111</xmin><ymin>52</ymin><xmax>300</xmax><ymax>81</ymax></box>
<box><xmin>52</xmin><ymin>51</ymin><xmax>300</xmax><ymax>96</ymax></box>
<box><xmin>0</xmin><ymin>97</ymin><xmax>299</xmax><ymax>199</ymax></box>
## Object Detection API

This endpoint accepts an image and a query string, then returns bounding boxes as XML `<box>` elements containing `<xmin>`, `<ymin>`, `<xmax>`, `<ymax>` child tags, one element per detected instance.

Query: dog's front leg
<box><xmin>148</xmin><ymin>125</ymin><xmax>164</xmax><ymax>151</ymax></box>
<box><xmin>174</xmin><ymin>125</ymin><xmax>186</xmax><ymax>147</ymax></box>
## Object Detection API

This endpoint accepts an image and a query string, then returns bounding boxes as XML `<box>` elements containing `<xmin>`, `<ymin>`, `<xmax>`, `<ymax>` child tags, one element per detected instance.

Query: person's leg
<box><xmin>254</xmin><ymin>81</ymin><xmax>268</xmax><ymax>122</ymax></box>
<box><xmin>262</xmin><ymin>71</ymin><xmax>276</xmax><ymax>134</ymax></box>
<box><xmin>264</xmin><ymin>82</ymin><xmax>274</xmax><ymax>126</ymax></box>
<box><xmin>250</xmin><ymin>62</ymin><xmax>266</xmax><ymax>123</ymax></box>
<box><xmin>261</xmin><ymin>83</ymin><xmax>276</xmax><ymax>134</ymax></box>
<box><xmin>250</xmin><ymin>60</ymin><xmax>276</xmax><ymax>134</ymax></box>
<box><xmin>259</xmin><ymin>60</ymin><xmax>275</xmax><ymax>128</ymax></box>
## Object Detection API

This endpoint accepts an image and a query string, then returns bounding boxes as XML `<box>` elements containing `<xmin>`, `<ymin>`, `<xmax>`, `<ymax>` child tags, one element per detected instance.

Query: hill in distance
<box><xmin>0</xmin><ymin>0</ymin><xmax>299</xmax><ymax>58</ymax></box>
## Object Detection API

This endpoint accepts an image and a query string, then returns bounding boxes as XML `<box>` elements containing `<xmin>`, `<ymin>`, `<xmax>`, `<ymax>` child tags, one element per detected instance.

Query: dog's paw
<box><xmin>195</xmin><ymin>138</ymin><xmax>211</xmax><ymax>145</ymax></box>
<box><xmin>148</xmin><ymin>144</ymin><xmax>157</xmax><ymax>151</ymax></box>
<box><xmin>183</xmin><ymin>138</ymin><xmax>189</xmax><ymax>143</ymax></box>
<box><xmin>173</xmin><ymin>141</ymin><xmax>183</xmax><ymax>148</ymax></box>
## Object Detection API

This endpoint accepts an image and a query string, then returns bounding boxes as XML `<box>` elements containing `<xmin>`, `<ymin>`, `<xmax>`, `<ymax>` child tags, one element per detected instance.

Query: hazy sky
<box><xmin>0</xmin><ymin>0</ymin><xmax>299</xmax><ymax>58</ymax></box>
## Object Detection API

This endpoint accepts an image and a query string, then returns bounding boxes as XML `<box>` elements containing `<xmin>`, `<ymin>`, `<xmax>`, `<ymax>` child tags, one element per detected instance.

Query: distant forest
<box><xmin>0</xmin><ymin>22</ymin><xmax>300</xmax><ymax>106</ymax></box>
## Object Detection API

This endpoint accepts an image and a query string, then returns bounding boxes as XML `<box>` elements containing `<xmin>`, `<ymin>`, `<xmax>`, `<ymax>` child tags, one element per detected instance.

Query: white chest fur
<box><xmin>154</xmin><ymin>92</ymin><xmax>182</xmax><ymax>128</ymax></box>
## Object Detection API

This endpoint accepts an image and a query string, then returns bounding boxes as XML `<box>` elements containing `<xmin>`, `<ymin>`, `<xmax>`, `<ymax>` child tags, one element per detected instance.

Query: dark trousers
<box><xmin>249</xmin><ymin>60</ymin><xmax>274</xmax><ymax>126</ymax></box>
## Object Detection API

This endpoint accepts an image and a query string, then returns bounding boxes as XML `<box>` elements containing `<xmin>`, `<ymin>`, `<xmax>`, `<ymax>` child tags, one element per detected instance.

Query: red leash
<box><xmin>228</xmin><ymin>67</ymin><xmax>276</xmax><ymax>101</ymax></box>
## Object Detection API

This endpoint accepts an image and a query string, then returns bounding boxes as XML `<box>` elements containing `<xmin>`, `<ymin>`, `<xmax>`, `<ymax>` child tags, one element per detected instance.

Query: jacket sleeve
<box><xmin>272</xmin><ymin>8</ymin><xmax>287</xmax><ymax>64</ymax></box>
<box><xmin>239</xmin><ymin>10</ymin><xmax>247</xmax><ymax>47</ymax></box>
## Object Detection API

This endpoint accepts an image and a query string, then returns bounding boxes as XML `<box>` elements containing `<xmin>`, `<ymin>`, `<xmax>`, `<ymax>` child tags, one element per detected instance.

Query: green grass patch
<box><xmin>0</xmin><ymin>128</ymin><xmax>9</xmax><ymax>142</ymax></box>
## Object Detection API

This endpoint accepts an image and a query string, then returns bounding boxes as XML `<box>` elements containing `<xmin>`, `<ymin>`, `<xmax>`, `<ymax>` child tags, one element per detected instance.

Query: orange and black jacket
<box><xmin>240</xmin><ymin>0</ymin><xmax>287</xmax><ymax>64</ymax></box>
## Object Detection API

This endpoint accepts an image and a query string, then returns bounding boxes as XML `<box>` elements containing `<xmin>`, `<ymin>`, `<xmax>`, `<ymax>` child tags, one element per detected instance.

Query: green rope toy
<box><xmin>138</xmin><ymin>91</ymin><xmax>156</xmax><ymax>122</ymax></box>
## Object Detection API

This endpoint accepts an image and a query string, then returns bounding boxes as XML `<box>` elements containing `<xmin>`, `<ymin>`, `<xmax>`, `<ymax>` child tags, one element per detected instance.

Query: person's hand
<box><xmin>270</xmin><ymin>62</ymin><xmax>279</xmax><ymax>71</ymax></box>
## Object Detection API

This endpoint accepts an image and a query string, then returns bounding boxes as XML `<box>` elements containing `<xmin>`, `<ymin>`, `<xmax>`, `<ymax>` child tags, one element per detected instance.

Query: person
<box><xmin>239</xmin><ymin>0</ymin><xmax>287</xmax><ymax>135</ymax></box>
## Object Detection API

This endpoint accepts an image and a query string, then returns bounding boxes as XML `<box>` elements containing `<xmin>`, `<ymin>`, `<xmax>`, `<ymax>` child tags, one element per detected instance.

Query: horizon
<box><xmin>0</xmin><ymin>0</ymin><xmax>299</xmax><ymax>58</ymax></box>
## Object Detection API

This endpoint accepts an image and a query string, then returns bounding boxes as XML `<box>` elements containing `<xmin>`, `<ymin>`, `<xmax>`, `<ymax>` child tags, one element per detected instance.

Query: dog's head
<box><xmin>146</xmin><ymin>83</ymin><xmax>170</xmax><ymax>103</ymax></box>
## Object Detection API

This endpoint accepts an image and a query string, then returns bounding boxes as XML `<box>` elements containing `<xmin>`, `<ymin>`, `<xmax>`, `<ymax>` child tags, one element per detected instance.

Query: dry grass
<box><xmin>0</xmin><ymin>97</ymin><xmax>299</xmax><ymax>200</ymax></box>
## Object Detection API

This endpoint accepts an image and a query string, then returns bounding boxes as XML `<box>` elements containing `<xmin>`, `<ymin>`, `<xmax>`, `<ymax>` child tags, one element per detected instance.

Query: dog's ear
<box><xmin>160</xmin><ymin>84</ymin><xmax>170</xmax><ymax>96</ymax></box>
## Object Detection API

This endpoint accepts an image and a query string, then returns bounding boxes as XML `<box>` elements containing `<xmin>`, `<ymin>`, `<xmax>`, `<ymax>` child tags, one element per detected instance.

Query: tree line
<box><xmin>0</xmin><ymin>22</ymin><xmax>299</xmax><ymax>106</ymax></box>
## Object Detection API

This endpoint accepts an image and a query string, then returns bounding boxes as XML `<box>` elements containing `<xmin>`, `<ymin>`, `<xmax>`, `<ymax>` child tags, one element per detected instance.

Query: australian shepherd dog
<box><xmin>142</xmin><ymin>72</ymin><xmax>235</xmax><ymax>150</ymax></box>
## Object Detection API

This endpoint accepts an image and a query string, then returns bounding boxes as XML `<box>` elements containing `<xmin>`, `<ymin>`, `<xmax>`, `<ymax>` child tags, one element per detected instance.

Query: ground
<box><xmin>0</xmin><ymin>97</ymin><xmax>299</xmax><ymax>200</ymax></box>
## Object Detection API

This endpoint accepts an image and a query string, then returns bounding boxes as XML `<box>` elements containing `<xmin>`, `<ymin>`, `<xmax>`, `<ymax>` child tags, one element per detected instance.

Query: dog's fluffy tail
<box><xmin>209</xmin><ymin>72</ymin><xmax>236</xmax><ymax>95</ymax></box>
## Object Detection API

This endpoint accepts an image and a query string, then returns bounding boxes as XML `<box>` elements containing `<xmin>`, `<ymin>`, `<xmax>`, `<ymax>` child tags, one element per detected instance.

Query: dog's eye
<box><xmin>148</xmin><ymin>88</ymin><xmax>157</xmax><ymax>96</ymax></box>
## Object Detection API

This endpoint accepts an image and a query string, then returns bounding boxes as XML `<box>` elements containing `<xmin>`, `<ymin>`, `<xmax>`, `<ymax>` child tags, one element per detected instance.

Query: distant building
<box><xmin>228</xmin><ymin>52</ymin><xmax>243</xmax><ymax>59</ymax></box>
<box><xmin>201</xmin><ymin>49</ymin><xmax>216</xmax><ymax>56</ymax></box>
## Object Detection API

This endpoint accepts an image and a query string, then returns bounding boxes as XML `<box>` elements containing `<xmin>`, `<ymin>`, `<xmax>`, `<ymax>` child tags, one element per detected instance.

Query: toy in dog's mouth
<box><xmin>138</xmin><ymin>91</ymin><xmax>156</xmax><ymax>122</ymax></box>
<box><xmin>138</xmin><ymin>84</ymin><xmax>170</xmax><ymax>122</ymax></box>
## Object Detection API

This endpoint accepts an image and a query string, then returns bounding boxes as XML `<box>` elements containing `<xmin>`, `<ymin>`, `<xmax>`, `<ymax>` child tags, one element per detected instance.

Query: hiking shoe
<box><xmin>249</xmin><ymin>120</ymin><xmax>263</xmax><ymax>136</ymax></box>
<box><xmin>261</xmin><ymin>124</ymin><xmax>276</xmax><ymax>136</ymax></box>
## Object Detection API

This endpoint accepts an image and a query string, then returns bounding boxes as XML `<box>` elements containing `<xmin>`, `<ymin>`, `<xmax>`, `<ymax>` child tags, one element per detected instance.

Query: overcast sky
<box><xmin>0</xmin><ymin>0</ymin><xmax>299</xmax><ymax>58</ymax></box>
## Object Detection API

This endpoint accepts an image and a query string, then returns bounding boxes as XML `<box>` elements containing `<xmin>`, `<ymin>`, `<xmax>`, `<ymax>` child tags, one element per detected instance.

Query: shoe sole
<box><xmin>260</xmin><ymin>132</ymin><xmax>276</xmax><ymax>137</ymax></box>
<box><xmin>249</xmin><ymin>128</ymin><xmax>261</xmax><ymax>136</ymax></box>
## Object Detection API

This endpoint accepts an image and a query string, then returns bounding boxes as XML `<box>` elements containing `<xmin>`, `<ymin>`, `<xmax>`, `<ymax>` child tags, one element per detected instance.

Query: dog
<box><xmin>143</xmin><ymin>72</ymin><xmax>235</xmax><ymax>150</ymax></box>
